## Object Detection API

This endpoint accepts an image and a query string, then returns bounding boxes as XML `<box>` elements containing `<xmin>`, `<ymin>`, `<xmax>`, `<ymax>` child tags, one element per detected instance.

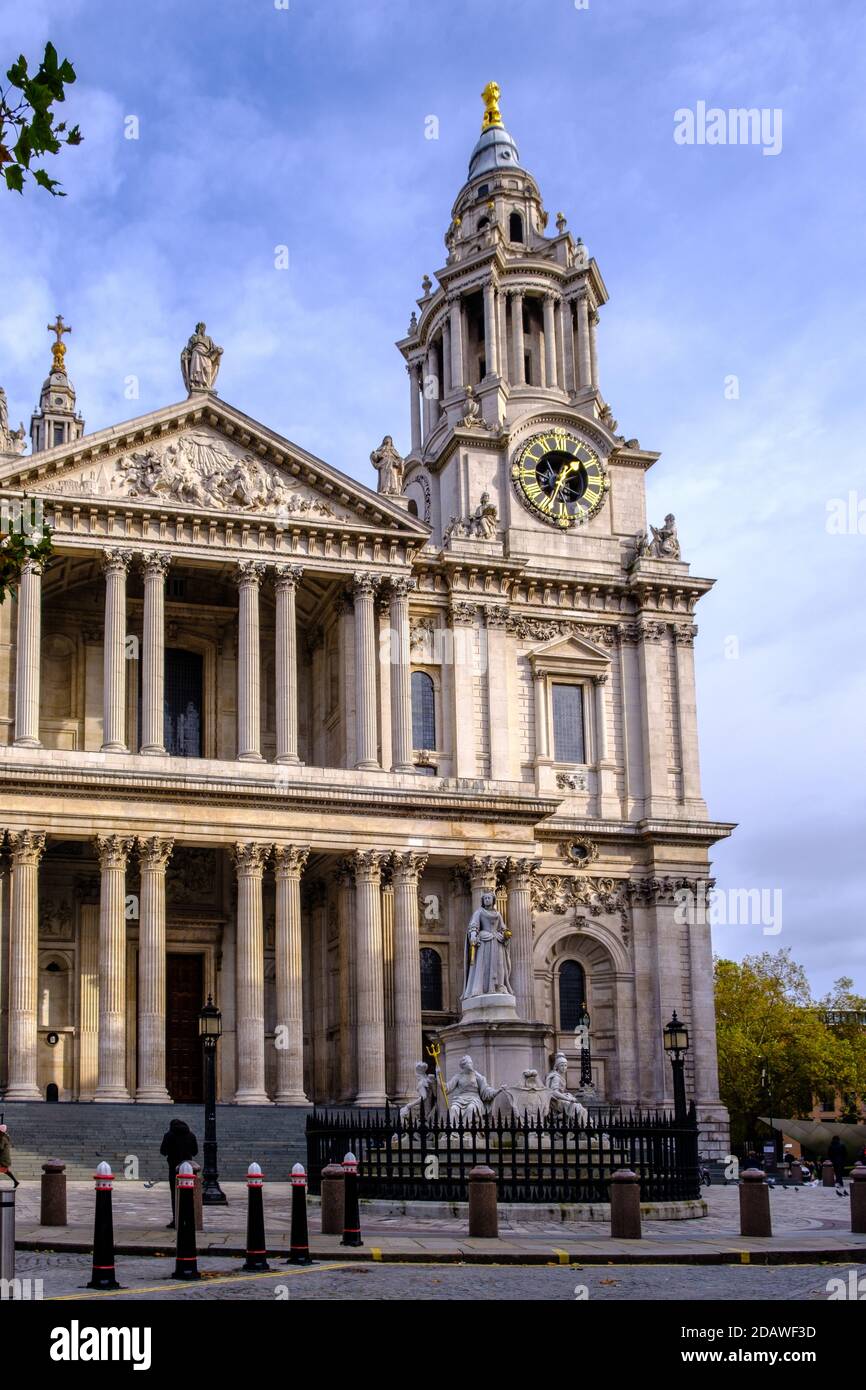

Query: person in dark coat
<box><xmin>828</xmin><ymin>1134</ymin><xmax>847</xmax><ymax>1187</ymax></box>
<box><xmin>159</xmin><ymin>1119</ymin><xmax>198</xmax><ymax>1228</ymax></box>
<box><xmin>0</xmin><ymin>1125</ymin><xmax>18</xmax><ymax>1188</ymax></box>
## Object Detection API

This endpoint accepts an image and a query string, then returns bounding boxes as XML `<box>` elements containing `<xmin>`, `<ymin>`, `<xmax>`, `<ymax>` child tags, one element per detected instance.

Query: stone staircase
<box><xmin>0</xmin><ymin>1102</ymin><xmax>311</xmax><ymax>1181</ymax></box>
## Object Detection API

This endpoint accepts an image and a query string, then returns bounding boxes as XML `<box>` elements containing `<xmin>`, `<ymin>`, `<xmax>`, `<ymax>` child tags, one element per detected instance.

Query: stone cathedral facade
<box><xmin>0</xmin><ymin>88</ymin><xmax>732</xmax><ymax>1151</ymax></box>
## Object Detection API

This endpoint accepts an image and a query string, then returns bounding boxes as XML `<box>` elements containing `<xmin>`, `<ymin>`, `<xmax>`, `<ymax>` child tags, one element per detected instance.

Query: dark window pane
<box><xmin>509</xmin><ymin>211</ymin><xmax>524</xmax><ymax>242</ymax></box>
<box><xmin>559</xmin><ymin>960</ymin><xmax>586</xmax><ymax>1031</ymax></box>
<box><xmin>552</xmin><ymin>683</ymin><xmax>585</xmax><ymax>763</ymax></box>
<box><xmin>420</xmin><ymin>947</ymin><xmax>443</xmax><ymax>1011</ymax></box>
<box><xmin>411</xmin><ymin>671</ymin><xmax>436</xmax><ymax>750</ymax></box>
<box><xmin>163</xmin><ymin>648</ymin><xmax>203</xmax><ymax>757</ymax></box>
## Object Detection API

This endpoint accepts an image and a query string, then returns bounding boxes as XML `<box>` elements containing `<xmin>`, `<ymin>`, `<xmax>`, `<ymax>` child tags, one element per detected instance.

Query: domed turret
<box><xmin>30</xmin><ymin>314</ymin><xmax>85</xmax><ymax>453</ymax></box>
<box><xmin>467</xmin><ymin>83</ymin><xmax>524</xmax><ymax>178</ymax></box>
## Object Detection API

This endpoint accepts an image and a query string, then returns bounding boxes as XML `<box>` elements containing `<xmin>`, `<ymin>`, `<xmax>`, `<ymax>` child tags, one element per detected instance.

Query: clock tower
<box><xmin>397</xmin><ymin>81</ymin><xmax>653</xmax><ymax>559</ymax></box>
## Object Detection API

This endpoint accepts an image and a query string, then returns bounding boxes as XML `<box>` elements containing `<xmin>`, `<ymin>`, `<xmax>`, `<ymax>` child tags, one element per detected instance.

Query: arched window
<box><xmin>411</xmin><ymin>670</ymin><xmax>436</xmax><ymax>750</ymax></box>
<box><xmin>509</xmin><ymin>211</ymin><xmax>524</xmax><ymax>242</ymax></box>
<box><xmin>558</xmin><ymin>960</ymin><xmax>586</xmax><ymax>1031</ymax></box>
<box><xmin>407</xmin><ymin>498</ymin><xmax>419</xmax><ymax>517</ymax></box>
<box><xmin>420</xmin><ymin>947</ymin><xmax>443</xmax><ymax>1011</ymax></box>
<box><xmin>477</xmin><ymin>216</ymin><xmax>489</xmax><ymax>231</ymax></box>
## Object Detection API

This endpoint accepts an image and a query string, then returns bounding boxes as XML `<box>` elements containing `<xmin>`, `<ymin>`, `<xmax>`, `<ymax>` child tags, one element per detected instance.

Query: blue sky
<box><xmin>2</xmin><ymin>0</ymin><xmax>864</xmax><ymax>993</ymax></box>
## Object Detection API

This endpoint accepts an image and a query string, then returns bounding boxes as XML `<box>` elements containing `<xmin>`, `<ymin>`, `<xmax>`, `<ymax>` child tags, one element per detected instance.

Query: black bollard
<box><xmin>243</xmin><ymin>1162</ymin><xmax>270</xmax><ymax>1272</ymax></box>
<box><xmin>286</xmin><ymin>1162</ymin><xmax>312</xmax><ymax>1265</ymax></box>
<box><xmin>340</xmin><ymin>1151</ymin><xmax>363</xmax><ymax>1248</ymax></box>
<box><xmin>86</xmin><ymin>1162</ymin><xmax>121</xmax><ymax>1290</ymax></box>
<box><xmin>172</xmin><ymin>1161</ymin><xmax>201</xmax><ymax>1280</ymax></box>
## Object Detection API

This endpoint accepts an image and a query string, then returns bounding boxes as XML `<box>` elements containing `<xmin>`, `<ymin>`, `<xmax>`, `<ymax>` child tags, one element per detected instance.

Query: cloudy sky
<box><xmin>2</xmin><ymin>0</ymin><xmax>864</xmax><ymax>993</ymax></box>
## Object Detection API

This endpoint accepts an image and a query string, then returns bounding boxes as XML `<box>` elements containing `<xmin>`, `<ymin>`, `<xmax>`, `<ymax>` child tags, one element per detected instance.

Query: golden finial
<box><xmin>481</xmin><ymin>81</ymin><xmax>502</xmax><ymax>131</ymax></box>
<box><xmin>47</xmin><ymin>314</ymin><xmax>72</xmax><ymax>373</ymax></box>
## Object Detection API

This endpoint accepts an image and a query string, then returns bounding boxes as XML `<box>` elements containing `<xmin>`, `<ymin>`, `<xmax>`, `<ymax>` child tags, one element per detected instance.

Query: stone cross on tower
<box><xmin>47</xmin><ymin>314</ymin><xmax>72</xmax><ymax>373</ymax></box>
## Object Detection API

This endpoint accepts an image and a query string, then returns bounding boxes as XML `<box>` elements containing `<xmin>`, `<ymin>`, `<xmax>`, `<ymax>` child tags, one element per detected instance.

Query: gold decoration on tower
<box><xmin>46</xmin><ymin>314</ymin><xmax>72</xmax><ymax>373</ymax></box>
<box><xmin>481</xmin><ymin>81</ymin><xmax>502</xmax><ymax>130</ymax></box>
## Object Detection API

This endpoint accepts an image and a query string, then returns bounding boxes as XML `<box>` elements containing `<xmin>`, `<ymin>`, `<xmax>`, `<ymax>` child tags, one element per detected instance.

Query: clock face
<box><xmin>511</xmin><ymin>430</ymin><xmax>608</xmax><ymax>529</ymax></box>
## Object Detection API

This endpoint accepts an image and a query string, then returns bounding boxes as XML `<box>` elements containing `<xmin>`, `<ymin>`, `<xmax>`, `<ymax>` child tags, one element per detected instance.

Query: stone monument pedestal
<box><xmin>436</xmin><ymin>992</ymin><xmax>551</xmax><ymax>1090</ymax></box>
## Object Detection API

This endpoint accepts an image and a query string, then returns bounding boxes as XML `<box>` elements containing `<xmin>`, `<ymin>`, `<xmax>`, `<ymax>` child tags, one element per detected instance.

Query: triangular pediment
<box><xmin>527</xmin><ymin>632</ymin><xmax>610</xmax><ymax>671</ymax></box>
<box><xmin>0</xmin><ymin>395</ymin><xmax>429</xmax><ymax>538</ymax></box>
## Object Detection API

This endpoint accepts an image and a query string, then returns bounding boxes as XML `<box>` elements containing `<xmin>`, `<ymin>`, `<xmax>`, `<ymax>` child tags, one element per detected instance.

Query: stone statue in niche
<box><xmin>369</xmin><ymin>435</ymin><xmax>404</xmax><ymax>496</ymax></box>
<box><xmin>462</xmin><ymin>891</ymin><xmax>513</xmax><ymax>1000</ymax></box>
<box><xmin>444</xmin><ymin>492</ymin><xmax>498</xmax><ymax>543</ymax></box>
<box><xmin>180</xmin><ymin>322</ymin><xmax>223</xmax><ymax>394</ymax></box>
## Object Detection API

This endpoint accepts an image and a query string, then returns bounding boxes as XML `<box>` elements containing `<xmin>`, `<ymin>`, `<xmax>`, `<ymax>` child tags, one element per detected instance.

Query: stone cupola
<box><xmin>30</xmin><ymin>314</ymin><xmax>85</xmax><ymax>454</ymax></box>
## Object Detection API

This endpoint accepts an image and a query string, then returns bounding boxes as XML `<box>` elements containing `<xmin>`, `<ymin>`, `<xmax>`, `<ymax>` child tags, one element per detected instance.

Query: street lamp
<box><xmin>577</xmin><ymin>1006</ymin><xmax>593</xmax><ymax>1089</ymax></box>
<box><xmin>663</xmin><ymin>1009</ymin><xmax>690</xmax><ymax>1122</ymax></box>
<box><xmin>198</xmin><ymin>996</ymin><xmax>227</xmax><ymax>1205</ymax></box>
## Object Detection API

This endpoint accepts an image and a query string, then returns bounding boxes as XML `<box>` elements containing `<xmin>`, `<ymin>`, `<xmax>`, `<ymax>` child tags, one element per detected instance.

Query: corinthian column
<box><xmin>94</xmin><ymin>834</ymin><xmax>134</xmax><ymax>1101</ymax></box>
<box><xmin>506</xmin><ymin>858</ymin><xmax>539</xmax><ymax>1021</ymax></box>
<box><xmin>233</xmin><ymin>842</ymin><xmax>271</xmax><ymax>1104</ymax></box>
<box><xmin>273</xmin><ymin>844</ymin><xmax>309</xmax><ymax>1104</ymax></box>
<box><xmin>235</xmin><ymin>561</ymin><xmax>266</xmax><ymax>761</ymax></box>
<box><xmin>448</xmin><ymin>293</ymin><xmax>464</xmax><ymax>390</ymax></box>
<box><xmin>135</xmin><ymin>836</ymin><xmax>174</xmax><ymax>1102</ymax></box>
<box><xmin>389</xmin><ymin>577</ymin><xmax>415</xmax><ymax>772</ymax></box>
<box><xmin>543</xmin><ymin>293</ymin><xmax>558</xmax><ymax>388</ymax></box>
<box><xmin>14</xmin><ymin>558</ymin><xmax>46</xmax><ymax>748</ymax></box>
<box><xmin>274</xmin><ymin>565</ymin><xmax>303</xmax><ymax>765</ymax></box>
<box><xmin>139</xmin><ymin>552</ymin><xmax>170</xmax><ymax>755</ymax></box>
<box><xmin>353</xmin><ymin>849</ymin><xmax>387</xmax><ymax>1105</ymax></box>
<box><xmin>408</xmin><ymin>363</ymin><xmax>422</xmax><ymax>454</ymax></box>
<box><xmin>5</xmin><ymin>830</ymin><xmax>46</xmax><ymax>1099</ymax></box>
<box><xmin>353</xmin><ymin>572</ymin><xmax>380</xmax><ymax>770</ymax></box>
<box><xmin>101</xmin><ymin>548</ymin><xmax>133</xmax><ymax>752</ymax></box>
<box><xmin>511</xmin><ymin>290</ymin><xmax>525</xmax><ymax>385</ymax></box>
<box><xmin>392</xmin><ymin>851</ymin><xmax>427</xmax><ymax>1101</ymax></box>
<box><xmin>575</xmin><ymin>295</ymin><xmax>591</xmax><ymax>390</ymax></box>
<box><xmin>483</xmin><ymin>280</ymin><xmax>498</xmax><ymax>377</ymax></box>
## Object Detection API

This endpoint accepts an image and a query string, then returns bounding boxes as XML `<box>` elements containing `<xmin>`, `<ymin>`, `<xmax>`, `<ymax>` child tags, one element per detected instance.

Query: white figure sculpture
<box><xmin>545</xmin><ymin>1052</ymin><xmax>589</xmax><ymax>1124</ymax></box>
<box><xmin>462</xmin><ymin>891</ymin><xmax>513</xmax><ymax>999</ymax></box>
<box><xmin>445</xmin><ymin>1054</ymin><xmax>496</xmax><ymax>1123</ymax></box>
<box><xmin>180</xmin><ymin>322</ymin><xmax>223</xmax><ymax>394</ymax></box>
<box><xmin>369</xmin><ymin>435</ymin><xmax>404</xmax><ymax>496</ymax></box>
<box><xmin>399</xmin><ymin>1062</ymin><xmax>438</xmax><ymax>1122</ymax></box>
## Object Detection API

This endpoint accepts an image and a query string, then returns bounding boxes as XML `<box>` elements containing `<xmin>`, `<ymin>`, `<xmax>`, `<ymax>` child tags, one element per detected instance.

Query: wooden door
<box><xmin>166</xmin><ymin>953</ymin><xmax>204</xmax><ymax>1102</ymax></box>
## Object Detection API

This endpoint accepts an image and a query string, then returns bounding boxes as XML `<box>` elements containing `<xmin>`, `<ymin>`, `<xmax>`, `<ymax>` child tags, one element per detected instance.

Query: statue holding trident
<box><xmin>462</xmin><ymin>891</ymin><xmax>513</xmax><ymax>1000</ymax></box>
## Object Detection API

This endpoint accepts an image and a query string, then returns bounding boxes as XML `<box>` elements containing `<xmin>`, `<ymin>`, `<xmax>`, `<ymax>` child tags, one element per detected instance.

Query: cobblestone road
<box><xmin>8</xmin><ymin>1252</ymin><xmax>866</xmax><ymax>1300</ymax></box>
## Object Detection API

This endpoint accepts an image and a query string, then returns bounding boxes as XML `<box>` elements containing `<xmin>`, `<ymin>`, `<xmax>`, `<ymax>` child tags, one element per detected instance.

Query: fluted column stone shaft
<box><xmin>274</xmin><ymin>565</ymin><xmax>303</xmax><ymax>765</ymax></box>
<box><xmin>273</xmin><ymin>844</ymin><xmax>309</xmax><ymax>1104</ymax></box>
<box><xmin>101</xmin><ymin>548</ymin><xmax>132</xmax><ymax>752</ymax></box>
<box><xmin>135</xmin><ymin>836</ymin><xmax>174</xmax><ymax>1102</ymax></box>
<box><xmin>94</xmin><ymin>834</ymin><xmax>134</xmax><ymax>1101</ymax></box>
<box><xmin>354</xmin><ymin>850</ymin><xmax>387</xmax><ymax>1105</ymax></box>
<box><xmin>353</xmin><ymin>573</ymin><xmax>380</xmax><ymax>769</ymax></box>
<box><xmin>543</xmin><ymin>293</ymin><xmax>558</xmax><ymax>388</ymax></box>
<box><xmin>506</xmin><ymin>859</ymin><xmax>539</xmax><ymax>1021</ymax></box>
<box><xmin>392</xmin><ymin>852</ymin><xmax>427</xmax><ymax>1101</ymax></box>
<box><xmin>389</xmin><ymin>577</ymin><xmax>415</xmax><ymax>772</ymax></box>
<box><xmin>235</xmin><ymin>560</ymin><xmax>266</xmax><ymax>761</ymax></box>
<box><xmin>5</xmin><ymin>831</ymin><xmax>46</xmax><ymax>1099</ymax></box>
<box><xmin>14</xmin><ymin>559</ymin><xmax>46</xmax><ymax>747</ymax></box>
<box><xmin>233</xmin><ymin>842</ymin><xmax>271</xmax><ymax>1104</ymax></box>
<box><xmin>511</xmin><ymin>290</ymin><xmax>525</xmax><ymax>385</ymax></box>
<box><xmin>140</xmin><ymin>552</ymin><xmax>170</xmax><ymax>754</ymax></box>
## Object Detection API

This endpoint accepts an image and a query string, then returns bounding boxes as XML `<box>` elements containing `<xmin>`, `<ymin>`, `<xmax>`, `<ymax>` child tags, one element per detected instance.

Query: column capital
<box><xmin>7</xmin><ymin>830</ymin><xmax>46</xmax><ymax>866</ymax></box>
<box><xmin>137</xmin><ymin>836</ymin><xmax>174</xmax><ymax>871</ymax></box>
<box><xmin>273</xmin><ymin>844</ymin><xmax>310</xmax><ymax>878</ymax></box>
<box><xmin>448</xmin><ymin>600</ymin><xmax>477</xmax><ymax>627</ymax></box>
<box><xmin>352</xmin><ymin>571</ymin><xmax>381</xmax><ymax>597</ymax></box>
<box><xmin>95</xmin><ymin>833</ymin><xmax>134</xmax><ymax>871</ymax></box>
<box><xmin>235</xmin><ymin>559</ymin><xmax>267</xmax><ymax>588</ymax></box>
<box><xmin>233</xmin><ymin>841</ymin><xmax>271</xmax><ymax>876</ymax></box>
<box><xmin>391</xmin><ymin>850</ymin><xmax>428</xmax><ymax>885</ymax></box>
<box><xmin>335</xmin><ymin>857</ymin><xmax>356</xmax><ymax>887</ymax></box>
<box><xmin>274</xmin><ymin>563</ymin><xmax>304</xmax><ymax>592</ymax></box>
<box><xmin>484</xmin><ymin>605</ymin><xmax>509</xmax><ymax>629</ymax></box>
<box><xmin>388</xmin><ymin>575</ymin><xmax>417</xmax><ymax>601</ymax></box>
<box><xmin>139</xmin><ymin>551</ymin><xmax>171</xmax><ymax>579</ymax></box>
<box><xmin>592</xmin><ymin>672</ymin><xmax>609</xmax><ymax>685</ymax></box>
<box><xmin>101</xmin><ymin>547</ymin><xmax>134</xmax><ymax>577</ymax></box>
<box><xmin>509</xmin><ymin>287</ymin><xmax>524</xmax><ymax>302</ymax></box>
<box><xmin>468</xmin><ymin>853</ymin><xmax>508</xmax><ymax>889</ymax></box>
<box><xmin>506</xmin><ymin>856</ymin><xmax>542</xmax><ymax>887</ymax></box>
<box><xmin>353</xmin><ymin>848</ymin><xmax>388</xmax><ymax>884</ymax></box>
<box><xmin>21</xmin><ymin>555</ymin><xmax>49</xmax><ymax>577</ymax></box>
<box><xmin>673</xmin><ymin>622</ymin><xmax>698</xmax><ymax>647</ymax></box>
<box><xmin>543</xmin><ymin>290</ymin><xmax>557</xmax><ymax>306</ymax></box>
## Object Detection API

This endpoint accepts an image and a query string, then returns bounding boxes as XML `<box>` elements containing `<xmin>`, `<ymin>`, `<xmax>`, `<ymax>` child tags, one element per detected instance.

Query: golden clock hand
<box><xmin>550</xmin><ymin>459</ymin><xmax>577</xmax><ymax>504</ymax></box>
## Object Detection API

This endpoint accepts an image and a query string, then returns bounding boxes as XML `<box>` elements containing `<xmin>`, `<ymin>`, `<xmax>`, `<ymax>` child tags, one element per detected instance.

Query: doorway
<box><xmin>166</xmin><ymin>953</ymin><xmax>204</xmax><ymax>1102</ymax></box>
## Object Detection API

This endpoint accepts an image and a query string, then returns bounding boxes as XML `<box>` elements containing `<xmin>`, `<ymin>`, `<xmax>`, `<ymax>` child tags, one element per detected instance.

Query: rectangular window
<box><xmin>53</xmin><ymin>424</ymin><xmax>65</xmax><ymax>447</ymax></box>
<box><xmin>551</xmin><ymin>682</ymin><xmax>585</xmax><ymax>763</ymax></box>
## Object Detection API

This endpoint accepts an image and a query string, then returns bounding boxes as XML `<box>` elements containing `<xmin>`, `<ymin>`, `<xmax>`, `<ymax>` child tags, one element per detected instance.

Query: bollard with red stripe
<box><xmin>86</xmin><ymin>1162</ymin><xmax>121</xmax><ymax>1290</ymax></box>
<box><xmin>340</xmin><ymin>1151</ymin><xmax>363</xmax><ymax>1248</ymax></box>
<box><xmin>172</xmin><ymin>1160</ymin><xmax>201</xmax><ymax>1280</ymax></box>
<box><xmin>286</xmin><ymin>1162</ymin><xmax>312</xmax><ymax>1265</ymax></box>
<box><xmin>243</xmin><ymin>1162</ymin><xmax>270</xmax><ymax>1271</ymax></box>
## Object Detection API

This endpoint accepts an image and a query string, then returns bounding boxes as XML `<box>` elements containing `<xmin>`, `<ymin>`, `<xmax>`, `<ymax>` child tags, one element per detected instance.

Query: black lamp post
<box><xmin>663</xmin><ymin>1009</ymin><xmax>689</xmax><ymax>1122</ymax></box>
<box><xmin>198</xmin><ymin>996</ymin><xmax>227</xmax><ymax>1205</ymax></box>
<box><xmin>577</xmin><ymin>1006</ymin><xmax>593</xmax><ymax>1088</ymax></box>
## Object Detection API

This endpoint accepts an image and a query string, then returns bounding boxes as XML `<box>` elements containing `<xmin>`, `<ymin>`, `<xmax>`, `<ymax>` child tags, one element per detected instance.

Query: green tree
<box><xmin>714</xmin><ymin>950</ymin><xmax>863</xmax><ymax>1148</ymax></box>
<box><xmin>0</xmin><ymin>506</ymin><xmax>53</xmax><ymax>602</ymax></box>
<box><xmin>0</xmin><ymin>42</ymin><xmax>81</xmax><ymax>195</ymax></box>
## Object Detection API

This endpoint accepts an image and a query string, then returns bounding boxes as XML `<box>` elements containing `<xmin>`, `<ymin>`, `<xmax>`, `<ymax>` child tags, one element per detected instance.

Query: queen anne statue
<box><xmin>462</xmin><ymin>891</ymin><xmax>513</xmax><ymax>999</ymax></box>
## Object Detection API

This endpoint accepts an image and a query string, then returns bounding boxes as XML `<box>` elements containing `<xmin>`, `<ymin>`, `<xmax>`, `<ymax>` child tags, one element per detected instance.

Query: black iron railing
<box><xmin>306</xmin><ymin>1102</ymin><xmax>700</xmax><ymax>1203</ymax></box>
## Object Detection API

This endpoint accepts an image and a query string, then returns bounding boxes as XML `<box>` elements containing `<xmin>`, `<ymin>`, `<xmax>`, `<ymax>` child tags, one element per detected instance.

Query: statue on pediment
<box><xmin>370</xmin><ymin>435</ymin><xmax>404</xmax><ymax>496</ymax></box>
<box><xmin>180</xmin><ymin>322</ymin><xmax>223</xmax><ymax>394</ymax></box>
<box><xmin>0</xmin><ymin>387</ymin><xmax>26</xmax><ymax>455</ymax></box>
<box><xmin>635</xmin><ymin>513</ymin><xmax>681</xmax><ymax>561</ymax></box>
